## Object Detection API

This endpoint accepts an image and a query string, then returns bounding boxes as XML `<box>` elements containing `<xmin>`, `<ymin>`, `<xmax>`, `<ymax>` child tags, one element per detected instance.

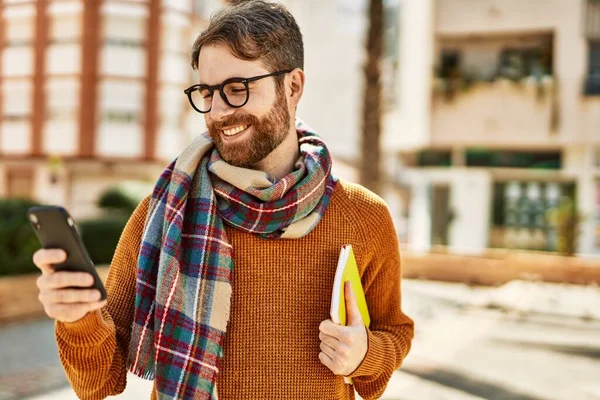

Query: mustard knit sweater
<box><xmin>55</xmin><ymin>180</ymin><xmax>414</xmax><ymax>400</ymax></box>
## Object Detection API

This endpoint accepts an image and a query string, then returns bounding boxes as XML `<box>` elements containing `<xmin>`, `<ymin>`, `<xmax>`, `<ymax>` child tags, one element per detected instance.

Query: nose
<box><xmin>209</xmin><ymin>91</ymin><xmax>235</xmax><ymax>121</ymax></box>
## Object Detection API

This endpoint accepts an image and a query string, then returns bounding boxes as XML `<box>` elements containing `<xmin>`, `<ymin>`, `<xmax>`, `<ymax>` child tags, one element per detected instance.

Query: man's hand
<box><xmin>318</xmin><ymin>281</ymin><xmax>368</xmax><ymax>377</ymax></box>
<box><xmin>33</xmin><ymin>249</ymin><xmax>106</xmax><ymax>323</ymax></box>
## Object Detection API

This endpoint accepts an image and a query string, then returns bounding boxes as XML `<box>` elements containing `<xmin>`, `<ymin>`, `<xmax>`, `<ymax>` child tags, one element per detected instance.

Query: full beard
<box><xmin>207</xmin><ymin>87</ymin><xmax>292</xmax><ymax>168</ymax></box>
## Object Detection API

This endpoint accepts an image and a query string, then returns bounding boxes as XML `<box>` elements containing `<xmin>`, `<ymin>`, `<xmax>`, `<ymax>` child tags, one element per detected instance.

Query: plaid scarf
<box><xmin>128</xmin><ymin>120</ymin><xmax>337</xmax><ymax>399</ymax></box>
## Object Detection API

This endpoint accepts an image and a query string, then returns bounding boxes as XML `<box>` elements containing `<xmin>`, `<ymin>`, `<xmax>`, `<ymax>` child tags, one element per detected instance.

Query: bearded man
<box><xmin>32</xmin><ymin>1</ymin><xmax>414</xmax><ymax>399</ymax></box>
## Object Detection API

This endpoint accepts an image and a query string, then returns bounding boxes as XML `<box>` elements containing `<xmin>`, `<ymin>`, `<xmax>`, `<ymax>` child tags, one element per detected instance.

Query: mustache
<box><xmin>208</xmin><ymin>113</ymin><xmax>258</xmax><ymax>130</ymax></box>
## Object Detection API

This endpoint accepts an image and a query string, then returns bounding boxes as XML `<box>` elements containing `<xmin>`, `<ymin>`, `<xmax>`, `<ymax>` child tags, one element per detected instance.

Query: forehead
<box><xmin>197</xmin><ymin>44</ymin><xmax>269</xmax><ymax>85</ymax></box>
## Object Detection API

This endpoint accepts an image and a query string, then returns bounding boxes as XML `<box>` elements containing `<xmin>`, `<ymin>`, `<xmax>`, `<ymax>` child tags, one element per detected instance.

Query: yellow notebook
<box><xmin>330</xmin><ymin>245</ymin><xmax>370</xmax><ymax>384</ymax></box>
<box><xmin>330</xmin><ymin>244</ymin><xmax>370</xmax><ymax>326</ymax></box>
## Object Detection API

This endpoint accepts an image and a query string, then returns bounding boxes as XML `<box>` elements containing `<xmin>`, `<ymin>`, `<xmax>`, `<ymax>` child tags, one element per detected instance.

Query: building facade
<box><xmin>2</xmin><ymin>0</ymin><xmax>598</xmax><ymax>256</ymax></box>
<box><xmin>0</xmin><ymin>0</ymin><xmax>222</xmax><ymax>218</ymax></box>
<box><xmin>383</xmin><ymin>0</ymin><xmax>600</xmax><ymax>255</ymax></box>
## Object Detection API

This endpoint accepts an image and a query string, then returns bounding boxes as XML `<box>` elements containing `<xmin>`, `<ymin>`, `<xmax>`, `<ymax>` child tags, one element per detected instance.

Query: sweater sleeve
<box><xmin>347</xmin><ymin>200</ymin><xmax>414</xmax><ymax>400</ymax></box>
<box><xmin>54</xmin><ymin>196</ymin><xmax>150</xmax><ymax>400</ymax></box>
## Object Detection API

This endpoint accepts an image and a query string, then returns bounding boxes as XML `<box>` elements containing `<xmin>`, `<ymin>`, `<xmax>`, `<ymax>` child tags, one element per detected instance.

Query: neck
<box><xmin>255</xmin><ymin>124</ymin><xmax>299</xmax><ymax>180</ymax></box>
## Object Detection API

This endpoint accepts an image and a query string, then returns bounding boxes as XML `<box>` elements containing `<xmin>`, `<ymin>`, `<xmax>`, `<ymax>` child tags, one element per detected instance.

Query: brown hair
<box><xmin>191</xmin><ymin>1</ymin><xmax>304</xmax><ymax>75</ymax></box>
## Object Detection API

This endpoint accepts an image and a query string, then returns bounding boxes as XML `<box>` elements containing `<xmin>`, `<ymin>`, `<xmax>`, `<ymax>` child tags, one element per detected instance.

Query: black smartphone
<box><xmin>27</xmin><ymin>206</ymin><xmax>107</xmax><ymax>300</ymax></box>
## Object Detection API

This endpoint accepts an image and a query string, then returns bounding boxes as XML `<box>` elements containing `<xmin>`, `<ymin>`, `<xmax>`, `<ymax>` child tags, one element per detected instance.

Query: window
<box><xmin>45</xmin><ymin>79</ymin><xmax>79</xmax><ymax>121</ymax></box>
<box><xmin>417</xmin><ymin>150</ymin><xmax>452</xmax><ymax>167</ymax></box>
<box><xmin>466</xmin><ymin>150</ymin><xmax>561</xmax><ymax>169</ymax></box>
<box><xmin>102</xmin><ymin>111</ymin><xmax>139</xmax><ymax>124</ymax></box>
<box><xmin>2</xmin><ymin>114</ymin><xmax>29</xmax><ymax>122</ymax></box>
<box><xmin>1</xmin><ymin>81</ymin><xmax>32</xmax><ymax>120</ymax></box>
<box><xmin>49</xmin><ymin>12</ymin><xmax>82</xmax><ymax>43</ymax></box>
<box><xmin>491</xmin><ymin>181</ymin><xmax>575</xmax><ymax>251</ymax></box>
<box><xmin>101</xmin><ymin>15</ymin><xmax>147</xmax><ymax>77</ymax></box>
<box><xmin>497</xmin><ymin>47</ymin><xmax>552</xmax><ymax>79</ymax></box>
<box><xmin>105</xmin><ymin>38</ymin><xmax>145</xmax><ymax>48</ymax></box>
<box><xmin>585</xmin><ymin>41</ymin><xmax>600</xmax><ymax>95</ymax></box>
<box><xmin>6</xmin><ymin>168</ymin><xmax>34</xmax><ymax>199</ymax></box>
<box><xmin>438</xmin><ymin>51</ymin><xmax>460</xmax><ymax>79</ymax></box>
<box><xmin>4</xmin><ymin>38</ymin><xmax>31</xmax><ymax>47</ymax></box>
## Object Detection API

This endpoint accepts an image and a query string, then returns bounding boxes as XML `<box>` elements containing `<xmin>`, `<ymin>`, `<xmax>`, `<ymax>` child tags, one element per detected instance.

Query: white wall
<box><xmin>286</xmin><ymin>0</ymin><xmax>366</xmax><ymax>160</ymax></box>
<box><xmin>407</xmin><ymin>176</ymin><xmax>432</xmax><ymax>252</ymax></box>
<box><xmin>164</xmin><ymin>0</ymin><xmax>192</xmax><ymax>13</ymax></box>
<box><xmin>564</xmin><ymin>145</ymin><xmax>597</xmax><ymax>255</ymax></box>
<box><xmin>448</xmin><ymin>170</ymin><xmax>492</xmax><ymax>254</ymax></box>
<box><xmin>383</xmin><ymin>0</ymin><xmax>434</xmax><ymax>152</ymax></box>
<box><xmin>35</xmin><ymin>165</ymin><xmax>68</xmax><ymax>207</ymax></box>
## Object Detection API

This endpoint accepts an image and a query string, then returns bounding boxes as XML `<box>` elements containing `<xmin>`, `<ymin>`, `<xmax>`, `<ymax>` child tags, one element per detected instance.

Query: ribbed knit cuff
<box><xmin>56</xmin><ymin>310</ymin><xmax>113</xmax><ymax>346</ymax></box>
<box><xmin>347</xmin><ymin>328</ymin><xmax>384</xmax><ymax>379</ymax></box>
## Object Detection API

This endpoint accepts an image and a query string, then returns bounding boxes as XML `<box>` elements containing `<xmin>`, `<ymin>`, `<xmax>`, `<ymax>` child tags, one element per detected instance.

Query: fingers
<box><xmin>319</xmin><ymin>319</ymin><xmax>341</xmax><ymax>337</ymax></box>
<box><xmin>318</xmin><ymin>351</ymin><xmax>334</xmax><ymax>371</ymax></box>
<box><xmin>319</xmin><ymin>332</ymin><xmax>339</xmax><ymax>349</ymax></box>
<box><xmin>44</xmin><ymin>300</ymin><xmax>107</xmax><ymax>323</ymax></box>
<box><xmin>320</xmin><ymin>341</ymin><xmax>336</xmax><ymax>358</ymax></box>
<box><xmin>39</xmin><ymin>289</ymin><xmax>102</xmax><ymax>304</ymax></box>
<box><xmin>33</xmin><ymin>249</ymin><xmax>104</xmax><ymax>323</ymax></box>
<box><xmin>344</xmin><ymin>281</ymin><xmax>362</xmax><ymax>327</ymax></box>
<box><xmin>33</xmin><ymin>249</ymin><xmax>67</xmax><ymax>275</ymax></box>
<box><xmin>37</xmin><ymin>271</ymin><xmax>95</xmax><ymax>290</ymax></box>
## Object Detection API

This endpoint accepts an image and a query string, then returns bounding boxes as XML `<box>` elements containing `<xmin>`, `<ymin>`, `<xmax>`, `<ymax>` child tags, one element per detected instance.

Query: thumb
<box><xmin>344</xmin><ymin>280</ymin><xmax>363</xmax><ymax>327</ymax></box>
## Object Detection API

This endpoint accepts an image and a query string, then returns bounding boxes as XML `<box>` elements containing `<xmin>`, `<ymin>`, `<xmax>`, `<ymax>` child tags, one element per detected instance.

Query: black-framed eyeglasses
<box><xmin>183</xmin><ymin>70</ymin><xmax>292</xmax><ymax>114</ymax></box>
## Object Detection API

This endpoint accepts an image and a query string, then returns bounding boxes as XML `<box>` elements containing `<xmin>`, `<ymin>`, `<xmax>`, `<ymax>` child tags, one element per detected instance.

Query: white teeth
<box><xmin>223</xmin><ymin>125</ymin><xmax>248</xmax><ymax>136</ymax></box>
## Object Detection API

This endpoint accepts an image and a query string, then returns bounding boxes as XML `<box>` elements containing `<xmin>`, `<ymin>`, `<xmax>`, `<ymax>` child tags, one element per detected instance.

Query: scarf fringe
<box><xmin>129</xmin><ymin>365</ymin><xmax>156</xmax><ymax>381</ymax></box>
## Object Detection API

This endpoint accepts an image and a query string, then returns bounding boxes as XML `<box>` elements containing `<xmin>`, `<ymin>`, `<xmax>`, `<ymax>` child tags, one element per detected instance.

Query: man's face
<box><xmin>197</xmin><ymin>44</ymin><xmax>291</xmax><ymax>168</ymax></box>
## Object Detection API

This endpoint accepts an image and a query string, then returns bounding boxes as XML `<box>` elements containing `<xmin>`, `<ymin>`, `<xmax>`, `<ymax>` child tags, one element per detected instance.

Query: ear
<box><xmin>287</xmin><ymin>68</ymin><xmax>305</xmax><ymax>110</ymax></box>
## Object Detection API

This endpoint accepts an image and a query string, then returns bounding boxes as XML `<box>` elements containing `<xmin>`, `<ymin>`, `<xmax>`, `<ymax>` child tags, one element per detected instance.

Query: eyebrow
<box><xmin>198</xmin><ymin>77</ymin><xmax>236</xmax><ymax>86</ymax></box>
<box><xmin>198</xmin><ymin>72</ymin><xmax>270</xmax><ymax>86</ymax></box>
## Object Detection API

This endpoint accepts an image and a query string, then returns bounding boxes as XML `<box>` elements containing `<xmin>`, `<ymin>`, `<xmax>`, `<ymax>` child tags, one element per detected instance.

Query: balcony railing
<box><xmin>431</xmin><ymin>76</ymin><xmax>557</xmax><ymax>146</ymax></box>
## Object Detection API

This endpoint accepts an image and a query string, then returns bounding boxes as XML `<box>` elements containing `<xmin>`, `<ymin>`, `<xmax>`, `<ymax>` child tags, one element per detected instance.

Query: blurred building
<box><xmin>2</xmin><ymin>0</ymin><xmax>599</xmax><ymax>256</ymax></box>
<box><xmin>285</xmin><ymin>0</ymin><xmax>599</xmax><ymax>256</ymax></box>
<box><xmin>0</xmin><ymin>0</ymin><xmax>221</xmax><ymax>217</ymax></box>
<box><xmin>382</xmin><ymin>0</ymin><xmax>600</xmax><ymax>256</ymax></box>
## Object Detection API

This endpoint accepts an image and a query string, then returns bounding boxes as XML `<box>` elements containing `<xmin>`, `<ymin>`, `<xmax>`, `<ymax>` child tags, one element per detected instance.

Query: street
<box><xmin>1</xmin><ymin>279</ymin><xmax>599</xmax><ymax>400</ymax></box>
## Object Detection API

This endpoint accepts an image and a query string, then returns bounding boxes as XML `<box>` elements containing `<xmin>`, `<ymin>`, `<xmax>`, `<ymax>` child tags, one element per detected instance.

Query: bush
<box><xmin>79</xmin><ymin>217</ymin><xmax>128</xmax><ymax>265</ymax></box>
<box><xmin>547</xmin><ymin>196</ymin><xmax>583</xmax><ymax>256</ymax></box>
<box><xmin>0</xmin><ymin>198</ymin><xmax>44</xmax><ymax>276</ymax></box>
<box><xmin>97</xmin><ymin>187</ymin><xmax>139</xmax><ymax>216</ymax></box>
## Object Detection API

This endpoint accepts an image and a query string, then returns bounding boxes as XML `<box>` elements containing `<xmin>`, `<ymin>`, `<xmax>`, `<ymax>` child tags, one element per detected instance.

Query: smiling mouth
<box><xmin>222</xmin><ymin>124</ymin><xmax>250</xmax><ymax>137</ymax></box>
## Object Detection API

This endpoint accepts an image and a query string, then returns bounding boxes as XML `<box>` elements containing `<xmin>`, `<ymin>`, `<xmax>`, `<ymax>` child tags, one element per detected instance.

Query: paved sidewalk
<box><xmin>406</xmin><ymin>279</ymin><xmax>600</xmax><ymax>321</ymax></box>
<box><xmin>4</xmin><ymin>279</ymin><xmax>600</xmax><ymax>400</ymax></box>
<box><xmin>28</xmin><ymin>371</ymin><xmax>487</xmax><ymax>400</ymax></box>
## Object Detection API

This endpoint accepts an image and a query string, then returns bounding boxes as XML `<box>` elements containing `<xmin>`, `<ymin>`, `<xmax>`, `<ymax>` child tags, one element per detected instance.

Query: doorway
<box><xmin>431</xmin><ymin>184</ymin><xmax>452</xmax><ymax>246</ymax></box>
